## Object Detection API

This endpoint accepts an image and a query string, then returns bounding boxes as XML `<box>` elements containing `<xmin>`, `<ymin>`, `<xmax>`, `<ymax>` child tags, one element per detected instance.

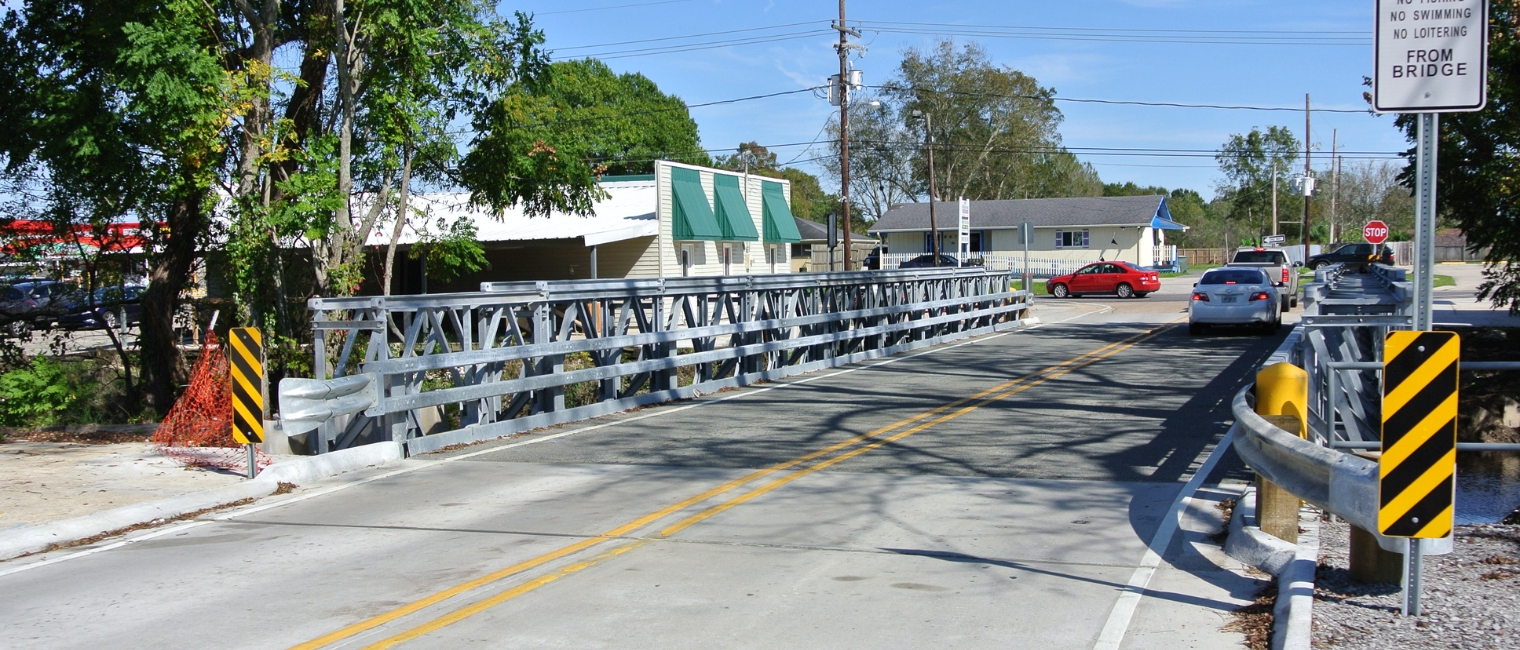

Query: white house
<box><xmin>868</xmin><ymin>195</ymin><xmax>1188</xmax><ymax>270</ymax></box>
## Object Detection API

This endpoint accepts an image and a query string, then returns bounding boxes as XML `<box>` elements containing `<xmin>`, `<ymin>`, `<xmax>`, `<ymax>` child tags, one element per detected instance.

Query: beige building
<box><xmin>367</xmin><ymin>161</ymin><xmax>803</xmax><ymax>294</ymax></box>
<box><xmin>869</xmin><ymin>195</ymin><xmax>1187</xmax><ymax>270</ymax></box>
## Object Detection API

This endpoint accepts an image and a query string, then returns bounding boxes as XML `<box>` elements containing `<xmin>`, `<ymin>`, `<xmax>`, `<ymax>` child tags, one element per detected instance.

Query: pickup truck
<box><xmin>1226</xmin><ymin>247</ymin><xmax>1299</xmax><ymax>311</ymax></box>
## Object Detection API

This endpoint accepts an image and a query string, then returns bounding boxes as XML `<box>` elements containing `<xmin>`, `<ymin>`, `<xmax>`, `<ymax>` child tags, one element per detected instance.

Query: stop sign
<box><xmin>1363</xmin><ymin>220</ymin><xmax>1390</xmax><ymax>244</ymax></box>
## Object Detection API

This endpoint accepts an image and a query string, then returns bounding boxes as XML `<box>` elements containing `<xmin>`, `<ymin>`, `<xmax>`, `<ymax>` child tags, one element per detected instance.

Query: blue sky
<box><xmin>514</xmin><ymin>0</ymin><xmax>1407</xmax><ymax>201</ymax></box>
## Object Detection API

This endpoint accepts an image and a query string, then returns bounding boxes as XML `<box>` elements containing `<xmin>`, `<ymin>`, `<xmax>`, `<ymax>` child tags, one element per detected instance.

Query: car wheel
<box><xmin>1115</xmin><ymin>283</ymin><xmax>1134</xmax><ymax>299</ymax></box>
<box><xmin>103</xmin><ymin>310</ymin><xmax>119</xmax><ymax>330</ymax></box>
<box><xmin>6</xmin><ymin>321</ymin><xmax>30</xmax><ymax>337</ymax></box>
<box><xmin>1051</xmin><ymin>283</ymin><xmax>1070</xmax><ymax>298</ymax></box>
<box><xmin>1311</xmin><ymin>261</ymin><xmax>1328</xmax><ymax>270</ymax></box>
<box><xmin>1189</xmin><ymin>322</ymin><xmax>1205</xmax><ymax>336</ymax></box>
<box><xmin>1281</xmin><ymin>296</ymin><xmax>1290</xmax><ymax>313</ymax></box>
<box><xmin>1290</xmin><ymin>296</ymin><xmax>1298</xmax><ymax>308</ymax></box>
<box><xmin>1134</xmin><ymin>292</ymin><xmax>1149</xmax><ymax>298</ymax></box>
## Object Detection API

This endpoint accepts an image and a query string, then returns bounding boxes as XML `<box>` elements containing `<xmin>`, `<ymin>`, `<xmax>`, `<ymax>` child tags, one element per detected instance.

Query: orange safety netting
<box><xmin>152</xmin><ymin>330</ymin><xmax>272</xmax><ymax>473</ymax></box>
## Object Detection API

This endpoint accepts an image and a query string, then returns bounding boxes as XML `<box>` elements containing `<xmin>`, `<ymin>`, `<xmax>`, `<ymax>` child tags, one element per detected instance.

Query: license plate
<box><xmin>1221</xmin><ymin>296</ymin><xmax>1239</xmax><ymax>303</ymax></box>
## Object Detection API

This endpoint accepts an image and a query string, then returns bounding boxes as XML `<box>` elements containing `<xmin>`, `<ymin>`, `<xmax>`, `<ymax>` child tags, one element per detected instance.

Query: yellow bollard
<box><xmin>1255</xmin><ymin>362</ymin><xmax>1309</xmax><ymax>543</ymax></box>
<box><xmin>1256</xmin><ymin>362</ymin><xmax>1308</xmax><ymax>438</ymax></box>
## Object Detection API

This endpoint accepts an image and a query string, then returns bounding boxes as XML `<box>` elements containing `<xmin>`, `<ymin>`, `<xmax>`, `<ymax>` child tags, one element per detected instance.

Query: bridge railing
<box><xmin>293</xmin><ymin>268</ymin><xmax>1033</xmax><ymax>455</ymax></box>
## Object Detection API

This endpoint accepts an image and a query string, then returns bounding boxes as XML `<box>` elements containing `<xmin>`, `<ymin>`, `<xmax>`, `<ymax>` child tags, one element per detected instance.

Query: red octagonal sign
<box><xmin>1364</xmin><ymin>220</ymin><xmax>1390</xmax><ymax>244</ymax></box>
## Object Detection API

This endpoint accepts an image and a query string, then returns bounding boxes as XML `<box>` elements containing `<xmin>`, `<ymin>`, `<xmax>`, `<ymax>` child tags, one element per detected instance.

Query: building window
<box><xmin>1056</xmin><ymin>230</ymin><xmax>1089</xmax><ymax>249</ymax></box>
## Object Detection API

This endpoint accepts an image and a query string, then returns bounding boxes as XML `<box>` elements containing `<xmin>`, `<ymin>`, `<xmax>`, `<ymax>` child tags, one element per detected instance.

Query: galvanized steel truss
<box><xmin>306</xmin><ymin>269</ymin><xmax>1032</xmax><ymax>455</ymax></box>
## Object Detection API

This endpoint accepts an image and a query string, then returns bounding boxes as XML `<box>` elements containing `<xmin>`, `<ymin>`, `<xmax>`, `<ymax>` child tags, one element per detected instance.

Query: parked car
<box><xmin>1306</xmin><ymin>243</ymin><xmax>1395</xmax><ymax>270</ymax></box>
<box><xmin>1227</xmin><ymin>246</ymin><xmax>1299</xmax><ymax>311</ymax></box>
<box><xmin>55</xmin><ymin>285</ymin><xmax>144</xmax><ymax>331</ymax></box>
<box><xmin>862</xmin><ymin>246</ymin><xmax>884</xmax><ymax>270</ymax></box>
<box><xmin>1046</xmin><ymin>261</ymin><xmax>1160</xmax><ymax>299</ymax></box>
<box><xmin>1189</xmin><ymin>267</ymin><xmax>1280</xmax><ymax>335</ymax></box>
<box><xmin>0</xmin><ymin>279</ymin><xmax>70</xmax><ymax>335</ymax></box>
<box><xmin>898</xmin><ymin>253</ymin><xmax>960</xmax><ymax>269</ymax></box>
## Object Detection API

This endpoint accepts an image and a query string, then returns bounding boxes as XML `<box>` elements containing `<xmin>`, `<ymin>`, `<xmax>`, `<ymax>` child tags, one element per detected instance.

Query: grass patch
<box><xmin>1434</xmin><ymin>274</ymin><xmax>1455</xmax><ymax>288</ymax></box>
<box><xmin>1010</xmin><ymin>280</ymin><xmax>1050</xmax><ymax>296</ymax></box>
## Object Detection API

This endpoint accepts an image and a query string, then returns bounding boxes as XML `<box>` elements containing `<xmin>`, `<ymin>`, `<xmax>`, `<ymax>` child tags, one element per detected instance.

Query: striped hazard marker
<box><xmin>1379</xmin><ymin>330</ymin><xmax>1459</xmax><ymax>539</ymax></box>
<box><xmin>229</xmin><ymin>327</ymin><xmax>266</xmax><ymax>445</ymax></box>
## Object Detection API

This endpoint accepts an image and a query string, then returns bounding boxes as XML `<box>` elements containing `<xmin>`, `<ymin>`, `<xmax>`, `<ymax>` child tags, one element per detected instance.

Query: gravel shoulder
<box><xmin>0</xmin><ymin>440</ymin><xmax>244</xmax><ymax>529</ymax></box>
<box><xmin>1313</xmin><ymin>517</ymin><xmax>1520</xmax><ymax>648</ymax></box>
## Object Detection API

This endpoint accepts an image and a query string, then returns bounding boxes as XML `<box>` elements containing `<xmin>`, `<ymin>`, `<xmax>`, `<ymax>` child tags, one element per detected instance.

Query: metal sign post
<box><xmin>957</xmin><ymin>198</ymin><xmax>970</xmax><ymax>268</ymax></box>
<box><xmin>1021</xmin><ymin>221</ymin><xmax>1033</xmax><ymax>291</ymax></box>
<box><xmin>1373</xmin><ymin>3</ymin><xmax>1486</xmax><ymax>614</ymax></box>
<box><xmin>827</xmin><ymin>213</ymin><xmax>838</xmax><ymax>272</ymax></box>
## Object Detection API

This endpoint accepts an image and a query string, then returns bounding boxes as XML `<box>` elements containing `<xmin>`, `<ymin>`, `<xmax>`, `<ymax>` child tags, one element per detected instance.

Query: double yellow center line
<box><xmin>294</xmin><ymin>323</ymin><xmax>1176</xmax><ymax>650</ymax></box>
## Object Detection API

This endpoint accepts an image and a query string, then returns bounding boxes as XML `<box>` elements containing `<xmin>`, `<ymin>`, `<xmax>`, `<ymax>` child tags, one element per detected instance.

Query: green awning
<box><xmin>712</xmin><ymin>174</ymin><xmax>759</xmax><ymax>241</ymax></box>
<box><xmin>670</xmin><ymin>167</ymin><xmax>722</xmax><ymax>241</ymax></box>
<box><xmin>761</xmin><ymin>181</ymin><xmax>802</xmax><ymax>243</ymax></box>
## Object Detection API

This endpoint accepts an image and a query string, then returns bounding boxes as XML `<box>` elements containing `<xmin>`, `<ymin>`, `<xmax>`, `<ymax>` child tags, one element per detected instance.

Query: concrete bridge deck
<box><xmin>1</xmin><ymin>294</ymin><xmax>1286</xmax><ymax>649</ymax></box>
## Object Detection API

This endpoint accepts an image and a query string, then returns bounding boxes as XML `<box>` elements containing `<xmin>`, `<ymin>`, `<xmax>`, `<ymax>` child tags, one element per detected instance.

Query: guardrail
<box><xmin>294</xmin><ymin>268</ymin><xmax>1033</xmax><ymax>455</ymax></box>
<box><xmin>1232</xmin><ymin>261</ymin><xmax>1520</xmax><ymax>555</ymax></box>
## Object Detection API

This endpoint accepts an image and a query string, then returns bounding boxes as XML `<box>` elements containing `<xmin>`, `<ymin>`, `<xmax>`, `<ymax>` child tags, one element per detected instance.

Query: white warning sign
<box><xmin>1374</xmin><ymin>0</ymin><xmax>1488</xmax><ymax>113</ymax></box>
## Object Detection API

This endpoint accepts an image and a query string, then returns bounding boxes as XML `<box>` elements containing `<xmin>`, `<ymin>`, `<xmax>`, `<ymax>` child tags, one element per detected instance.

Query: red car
<box><xmin>1046</xmin><ymin>261</ymin><xmax>1161</xmax><ymax>299</ymax></box>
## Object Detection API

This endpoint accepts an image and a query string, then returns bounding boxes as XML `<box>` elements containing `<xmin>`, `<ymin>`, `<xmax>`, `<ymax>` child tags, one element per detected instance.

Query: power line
<box><xmin>535</xmin><ymin>0</ymin><xmax>700</xmax><ymax>16</ymax></box>
<box><xmin>564</xmin><ymin>30</ymin><xmax>831</xmax><ymax>60</ymax></box>
<box><xmin>864</xmin><ymin>85</ymin><xmax>1370</xmax><ymax>114</ymax></box>
<box><xmin>856</xmin><ymin>22</ymin><xmax>1370</xmax><ymax>46</ymax></box>
<box><xmin>857</xmin><ymin>20</ymin><xmax>1368</xmax><ymax>36</ymax></box>
<box><xmin>553</xmin><ymin>21</ymin><xmax>827</xmax><ymax>51</ymax></box>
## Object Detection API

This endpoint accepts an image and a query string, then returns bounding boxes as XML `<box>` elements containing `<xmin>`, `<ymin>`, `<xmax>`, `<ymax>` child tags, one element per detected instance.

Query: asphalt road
<box><xmin>0</xmin><ymin>287</ymin><xmax>1287</xmax><ymax>650</ymax></box>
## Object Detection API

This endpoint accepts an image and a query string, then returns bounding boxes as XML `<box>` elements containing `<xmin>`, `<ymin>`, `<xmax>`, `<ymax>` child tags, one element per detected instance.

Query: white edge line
<box><xmin>1092</xmin><ymin>426</ymin><xmax>1236</xmax><ymax>650</ymax></box>
<box><xmin>1</xmin><ymin>315</ymin><xmax>1068</xmax><ymax>576</ymax></box>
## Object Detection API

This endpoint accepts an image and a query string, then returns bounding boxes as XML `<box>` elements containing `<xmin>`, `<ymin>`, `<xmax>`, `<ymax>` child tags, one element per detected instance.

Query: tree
<box><xmin>1389</xmin><ymin>0</ymin><xmax>1519</xmax><ymax>310</ymax></box>
<box><xmin>1215</xmin><ymin>126</ymin><xmax>1302</xmax><ymax>243</ymax></box>
<box><xmin>463</xmin><ymin>58</ymin><xmax>708</xmax><ymax>216</ymax></box>
<box><xmin>816</xmin><ymin>99</ymin><xmax>919</xmax><ymax>226</ymax></box>
<box><xmin>886</xmin><ymin>40</ymin><xmax>1098</xmax><ymax>201</ymax></box>
<box><xmin>2</xmin><ymin>0</ymin><xmax>241</xmax><ymax>413</ymax></box>
<box><xmin>1104</xmin><ymin>182</ymin><xmax>1169</xmax><ymax>197</ymax></box>
<box><xmin>1332</xmin><ymin>160</ymin><xmax>1413</xmax><ymax>242</ymax></box>
<box><xmin>713</xmin><ymin>142</ymin><xmax>837</xmax><ymax>223</ymax></box>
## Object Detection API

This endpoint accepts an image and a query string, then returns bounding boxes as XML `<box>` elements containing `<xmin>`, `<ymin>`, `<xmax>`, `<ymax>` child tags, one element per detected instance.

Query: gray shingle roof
<box><xmin>869</xmin><ymin>195</ymin><xmax>1170</xmax><ymax>232</ymax></box>
<box><xmin>792</xmin><ymin>217</ymin><xmax>877</xmax><ymax>244</ymax></box>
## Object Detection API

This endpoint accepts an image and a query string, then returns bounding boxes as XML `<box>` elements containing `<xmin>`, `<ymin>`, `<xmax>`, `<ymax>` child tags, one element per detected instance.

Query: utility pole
<box><xmin>833</xmin><ymin>1</ymin><xmax>859</xmax><ymax>271</ymax></box>
<box><xmin>1330</xmin><ymin>129</ymin><xmax>1339</xmax><ymax>244</ymax></box>
<box><xmin>913</xmin><ymin>110</ymin><xmax>940</xmax><ymax>265</ymax></box>
<box><xmin>1303</xmin><ymin>93</ymin><xmax>1313</xmax><ymax>264</ymax></box>
<box><xmin>1271</xmin><ymin>161</ymin><xmax>1279</xmax><ymax>236</ymax></box>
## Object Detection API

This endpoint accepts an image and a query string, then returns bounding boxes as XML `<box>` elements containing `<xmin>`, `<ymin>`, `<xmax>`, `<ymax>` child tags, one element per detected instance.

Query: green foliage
<box><xmin>409</xmin><ymin>217</ymin><xmax>490</xmax><ymax>282</ymax></box>
<box><xmin>1104</xmin><ymin>182</ymin><xmax>1169</xmax><ymax>196</ymax></box>
<box><xmin>463</xmin><ymin>58</ymin><xmax>708</xmax><ymax>215</ymax></box>
<box><xmin>1390</xmin><ymin>2</ymin><xmax>1519</xmax><ymax>310</ymax></box>
<box><xmin>1214</xmin><ymin>126</ymin><xmax>1302</xmax><ymax>230</ymax></box>
<box><xmin>0</xmin><ymin>357</ymin><xmax>94</xmax><ymax>427</ymax></box>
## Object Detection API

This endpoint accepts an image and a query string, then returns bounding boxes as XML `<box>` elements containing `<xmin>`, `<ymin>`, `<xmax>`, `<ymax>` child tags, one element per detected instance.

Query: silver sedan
<box><xmin>1189</xmin><ymin>268</ymin><xmax>1281</xmax><ymax>335</ymax></box>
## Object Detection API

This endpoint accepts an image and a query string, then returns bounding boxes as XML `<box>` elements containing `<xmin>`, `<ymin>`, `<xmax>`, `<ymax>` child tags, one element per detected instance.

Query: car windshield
<box><xmin>3</xmin><ymin>288</ymin><xmax>21</xmax><ymax>300</ymax></box>
<box><xmin>1201</xmin><ymin>269</ymin><xmax>1267</xmax><ymax>285</ymax></box>
<box><xmin>1232</xmin><ymin>251</ymin><xmax>1287</xmax><ymax>264</ymax></box>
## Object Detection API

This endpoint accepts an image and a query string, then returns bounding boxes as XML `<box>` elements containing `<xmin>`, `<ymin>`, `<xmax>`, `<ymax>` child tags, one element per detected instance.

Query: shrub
<box><xmin>0</xmin><ymin>356</ymin><xmax>94</xmax><ymax>427</ymax></box>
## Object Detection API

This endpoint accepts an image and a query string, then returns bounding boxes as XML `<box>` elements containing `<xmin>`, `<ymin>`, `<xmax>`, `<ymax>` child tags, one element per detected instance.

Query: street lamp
<box><xmin>910</xmin><ymin>109</ymin><xmax>940</xmax><ymax>266</ymax></box>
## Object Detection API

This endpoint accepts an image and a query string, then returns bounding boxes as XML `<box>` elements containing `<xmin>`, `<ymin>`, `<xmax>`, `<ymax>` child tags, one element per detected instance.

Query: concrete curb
<box><xmin>1222</xmin><ymin>487</ymin><xmax>1320</xmax><ymax>650</ymax></box>
<box><xmin>0</xmin><ymin>441</ymin><xmax>403</xmax><ymax>562</ymax></box>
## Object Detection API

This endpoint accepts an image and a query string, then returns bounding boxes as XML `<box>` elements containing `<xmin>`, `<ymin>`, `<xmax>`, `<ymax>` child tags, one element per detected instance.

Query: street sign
<box><xmin>1374</xmin><ymin>0</ymin><xmax>1488</xmax><ymax>113</ymax></box>
<box><xmin>1364</xmin><ymin>220</ymin><xmax>1390</xmax><ymax>244</ymax></box>
<box><xmin>957</xmin><ymin>198</ymin><xmax>971</xmax><ymax>268</ymax></box>
<box><xmin>1379</xmin><ymin>330</ymin><xmax>1459</xmax><ymax>539</ymax></box>
<box><xmin>1263</xmin><ymin>234</ymin><xmax>1286</xmax><ymax>246</ymax></box>
<box><xmin>229</xmin><ymin>327</ymin><xmax>266</xmax><ymax>446</ymax></box>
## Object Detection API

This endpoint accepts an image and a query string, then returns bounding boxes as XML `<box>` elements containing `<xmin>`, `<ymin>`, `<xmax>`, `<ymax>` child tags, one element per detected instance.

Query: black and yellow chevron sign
<box><xmin>229</xmin><ymin>327</ymin><xmax>266</xmax><ymax>445</ymax></box>
<box><xmin>1379</xmin><ymin>330</ymin><xmax>1459</xmax><ymax>539</ymax></box>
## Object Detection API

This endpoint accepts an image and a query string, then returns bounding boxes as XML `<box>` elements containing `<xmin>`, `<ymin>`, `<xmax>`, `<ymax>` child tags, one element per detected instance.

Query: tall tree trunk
<box><xmin>383</xmin><ymin>142</ymin><xmax>413</xmax><ymax>297</ymax></box>
<box><xmin>140</xmin><ymin>188</ymin><xmax>208</xmax><ymax>415</ymax></box>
